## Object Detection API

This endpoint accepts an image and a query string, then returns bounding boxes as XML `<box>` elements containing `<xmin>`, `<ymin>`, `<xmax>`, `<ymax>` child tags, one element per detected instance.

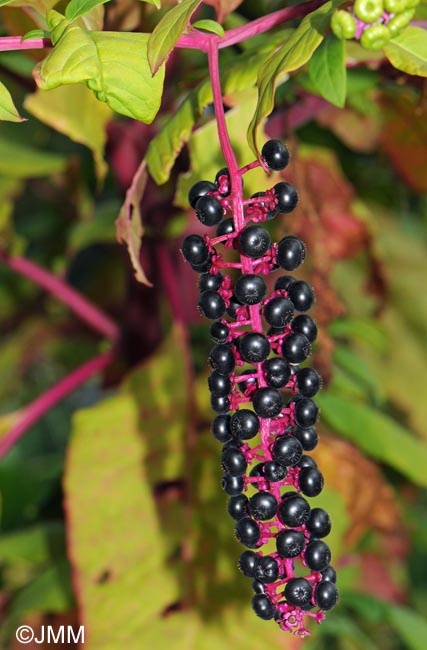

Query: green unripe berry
<box><xmin>387</xmin><ymin>8</ymin><xmax>415</xmax><ymax>36</ymax></box>
<box><xmin>360</xmin><ymin>23</ymin><xmax>391</xmax><ymax>49</ymax></box>
<box><xmin>331</xmin><ymin>10</ymin><xmax>357</xmax><ymax>39</ymax></box>
<box><xmin>384</xmin><ymin>0</ymin><xmax>407</xmax><ymax>13</ymax></box>
<box><xmin>354</xmin><ymin>0</ymin><xmax>384</xmax><ymax>22</ymax></box>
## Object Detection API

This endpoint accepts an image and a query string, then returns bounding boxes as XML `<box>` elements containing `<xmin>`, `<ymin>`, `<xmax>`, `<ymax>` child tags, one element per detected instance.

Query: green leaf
<box><xmin>22</xmin><ymin>28</ymin><xmax>49</xmax><ymax>40</ymax></box>
<box><xmin>146</xmin><ymin>44</ymin><xmax>278</xmax><ymax>184</ymax></box>
<box><xmin>0</xmin><ymin>522</ymin><xmax>65</xmax><ymax>568</ymax></box>
<box><xmin>0</xmin><ymin>81</ymin><xmax>24</xmax><ymax>123</ymax></box>
<box><xmin>0</xmin><ymin>138</ymin><xmax>67</xmax><ymax>178</ymax></box>
<box><xmin>192</xmin><ymin>19</ymin><xmax>225</xmax><ymax>37</ymax></box>
<box><xmin>384</xmin><ymin>26</ymin><xmax>427</xmax><ymax>77</ymax></box>
<box><xmin>308</xmin><ymin>33</ymin><xmax>346</xmax><ymax>107</ymax></box>
<box><xmin>65</xmin><ymin>0</ymin><xmax>109</xmax><ymax>21</ymax></box>
<box><xmin>34</xmin><ymin>12</ymin><xmax>165</xmax><ymax>123</ymax></box>
<box><xmin>247</xmin><ymin>1</ymin><xmax>336</xmax><ymax>156</ymax></box>
<box><xmin>318</xmin><ymin>392</ymin><xmax>427</xmax><ymax>487</ymax></box>
<box><xmin>147</xmin><ymin>0</ymin><xmax>203</xmax><ymax>75</ymax></box>
<box><xmin>24</xmin><ymin>83</ymin><xmax>112</xmax><ymax>181</ymax></box>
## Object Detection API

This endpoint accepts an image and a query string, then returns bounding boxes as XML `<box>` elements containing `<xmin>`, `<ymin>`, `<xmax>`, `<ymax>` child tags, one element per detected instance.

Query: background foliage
<box><xmin>0</xmin><ymin>0</ymin><xmax>426</xmax><ymax>648</ymax></box>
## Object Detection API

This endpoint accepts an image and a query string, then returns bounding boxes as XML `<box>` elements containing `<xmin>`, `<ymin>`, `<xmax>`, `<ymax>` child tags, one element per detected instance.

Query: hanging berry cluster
<box><xmin>181</xmin><ymin>140</ymin><xmax>338</xmax><ymax>636</ymax></box>
<box><xmin>331</xmin><ymin>0</ymin><xmax>419</xmax><ymax>50</ymax></box>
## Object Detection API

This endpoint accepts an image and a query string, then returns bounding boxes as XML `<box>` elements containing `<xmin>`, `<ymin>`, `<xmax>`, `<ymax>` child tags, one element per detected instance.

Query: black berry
<box><xmin>293</xmin><ymin>425</ymin><xmax>318</xmax><ymax>451</ymax></box>
<box><xmin>274</xmin><ymin>182</ymin><xmax>298</xmax><ymax>213</ymax></box>
<box><xmin>275</xmin><ymin>275</ymin><xmax>296</xmax><ymax>292</ymax></box>
<box><xmin>284</xmin><ymin>578</ymin><xmax>312</xmax><ymax>607</ymax></box>
<box><xmin>188</xmin><ymin>180</ymin><xmax>217</xmax><ymax>208</ymax></box>
<box><xmin>321</xmin><ymin>566</ymin><xmax>337</xmax><ymax>583</ymax></box>
<box><xmin>299</xmin><ymin>467</ymin><xmax>324</xmax><ymax>497</ymax></box>
<box><xmin>239</xmin><ymin>226</ymin><xmax>271</xmax><ymax>259</ymax></box>
<box><xmin>276</xmin><ymin>529</ymin><xmax>306</xmax><ymax>558</ymax></box>
<box><xmin>279</xmin><ymin>494</ymin><xmax>311</xmax><ymax>527</ymax></box>
<box><xmin>282</xmin><ymin>333</ymin><xmax>311</xmax><ymax>364</ymax></box>
<box><xmin>210</xmin><ymin>394</ymin><xmax>230</xmax><ymax>414</ymax></box>
<box><xmin>195</xmin><ymin>194</ymin><xmax>223</xmax><ymax>226</ymax></box>
<box><xmin>264</xmin><ymin>357</ymin><xmax>291</xmax><ymax>389</ymax></box>
<box><xmin>254</xmin><ymin>555</ymin><xmax>280</xmax><ymax>583</ymax></box>
<box><xmin>262</xmin><ymin>140</ymin><xmax>290</xmax><ymax>171</ymax></box>
<box><xmin>199</xmin><ymin>291</ymin><xmax>226</xmax><ymax>320</ymax></box>
<box><xmin>230</xmin><ymin>410</ymin><xmax>260</xmax><ymax>440</ymax></box>
<box><xmin>209</xmin><ymin>344</ymin><xmax>235</xmax><ymax>375</ymax></box>
<box><xmin>182</xmin><ymin>234</ymin><xmax>209</xmax><ymax>266</ymax></box>
<box><xmin>208</xmin><ymin>370</ymin><xmax>231</xmax><ymax>397</ymax></box>
<box><xmin>216</xmin><ymin>217</ymin><xmax>234</xmax><ymax>236</ymax></box>
<box><xmin>221</xmin><ymin>447</ymin><xmax>247</xmax><ymax>477</ymax></box>
<box><xmin>235</xmin><ymin>517</ymin><xmax>261</xmax><ymax>548</ymax></box>
<box><xmin>249</xmin><ymin>491</ymin><xmax>278</xmax><ymax>520</ymax></box>
<box><xmin>306</xmin><ymin>508</ymin><xmax>331</xmax><ymax>538</ymax></box>
<box><xmin>263</xmin><ymin>461</ymin><xmax>287</xmax><ymax>482</ymax></box>
<box><xmin>210</xmin><ymin>321</ymin><xmax>230</xmax><ymax>343</ymax></box>
<box><xmin>228</xmin><ymin>494</ymin><xmax>249</xmax><ymax>521</ymax></box>
<box><xmin>252</xmin><ymin>594</ymin><xmax>275</xmax><ymax>620</ymax></box>
<box><xmin>305</xmin><ymin>540</ymin><xmax>331</xmax><ymax>572</ymax></box>
<box><xmin>221</xmin><ymin>473</ymin><xmax>244</xmax><ymax>496</ymax></box>
<box><xmin>277</xmin><ymin>236</ymin><xmax>306</xmax><ymax>270</ymax></box>
<box><xmin>252</xmin><ymin>388</ymin><xmax>283</xmax><ymax>418</ymax></box>
<box><xmin>239</xmin><ymin>332</ymin><xmax>270</xmax><ymax>364</ymax></box>
<box><xmin>316</xmin><ymin>581</ymin><xmax>339</xmax><ymax>611</ymax></box>
<box><xmin>238</xmin><ymin>550</ymin><xmax>258</xmax><ymax>577</ymax></box>
<box><xmin>296</xmin><ymin>368</ymin><xmax>321</xmax><ymax>397</ymax></box>
<box><xmin>292</xmin><ymin>315</ymin><xmax>317</xmax><ymax>343</ymax></box>
<box><xmin>294</xmin><ymin>398</ymin><xmax>319</xmax><ymax>428</ymax></box>
<box><xmin>199</xmin><ymin>272</ymin><xmax>223</xmax><ymax>292</ymax></box>
<box><xmin>288</xmin><ymin>281</ymin><xmax>314</xmax><ymax>312</ymax></box>
<box><xmin>272</xmin><ymin>436</ymin><xmax>303</xmax><ymax>467</ymax></box>
<box><xmin>211</xmin><ymin>414</ymin><xmax>232</xmax><ymax>443</ymax></box>
<box><xmin>263</xmin><ymin>297</ymin><xmax>294</xmax><ymax>328</ymax></box>
<box><xmin>234</xmin><ymin>274</ymin><xmax>266</xmax><ymax>305</ymax></box>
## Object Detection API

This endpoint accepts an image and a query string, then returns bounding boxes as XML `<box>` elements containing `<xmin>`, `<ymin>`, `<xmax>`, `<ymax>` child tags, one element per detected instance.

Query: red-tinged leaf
<box><xmin>116</xmin><ymin>159</ymin><xmax>152</xmax><ymax>286</ymax></box>
<box><xmin>204</xmin><ymin>0</ymin><xmax>244</xmax><ymax>22</ymax></box>
<box><xmin>316</xmin><ymin>104</ymin><xmax>381</xmax><ymax>153</ymax></box>
<box><xmin>380</xmin><ymin>90</ymin><xmax>427</xmax><ymax>193</ymax></box>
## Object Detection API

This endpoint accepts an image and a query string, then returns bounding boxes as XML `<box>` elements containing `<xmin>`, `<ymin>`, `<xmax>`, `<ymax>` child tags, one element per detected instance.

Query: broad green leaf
<box><xmin>308</xmin><ymin>33</ymin><xmax>346</xmax><ymax>107</ymax></box>
<box><xmin>0</xmin><ymin>81</ymin><xmax>24</xmax><ymax>123</ymax></box>
<box><xmin>147</xmin><ymin>0</ymin><xmax>203</xmax><ymax>75</ymax></box>
<box><xmin>247</xmin><ymin>1</ymin><xmax>336</xmax><ymax>156</ymax></box>
<box><xmin>146</xmin><ymin>44</ymin><xmax>278</xmax><ymax>184</ymax></box>
<box><xmin>116</xmin><ymin>159</ymin><xmax>152</xmax><ymax>286</ymax></box>
<box><xmin>65</xmin><ymin>0</ymin><xmax>109</xmax><ymax>21</ymax></box>
<box><xmin>342</xmin><ymin>593</ymin><xmax>427</xmax><ymax>650</ymax></box>
<box><xmin>0</xmin><ymin>138</ymin><xmax>66</xmax><ymax>178</ymax></box>
<box><xmin>24</xmin><ymin>83</ymin><xmax>112</xmax><ymax>181</ymax></box>
<box><xmin>318</xmin><ymin>392</ymin><xmax>427</xmax><ymax>487</ymax></box>
<box><xmin>65</xmin><ymin>394</ymin><xmax>180</xmax><ymax>648</ymax></box>
<box><xmin>384</xmin><ymin>26</ymin><xmax>427</xmax><ymax>77</ymax></box>
<box><xmin>22</xmin><ymin>28</ymin><xmax>49</xmax><ymax>40</ymax></box>
<box><xmin>34</xmin><ymin>12</ymin><xmax>165</xmax><ymax>123</ymax></box>
<box><xmin>329</xmin><ymin>317</ymin><xmax>388</xmax><ymax>353</ymax></box>
<box><xmin>333</xmin><ymin>346</ymin><xmax>380</xmax><ymax>398</ymax></box>
<box><xmin>0</xmin><ymin>522</ymin><xmax>65</xmax><ymax>569</ymax></box>
<box><xmin>192</xmin><ymin>19</ymin><xmax>224</xmax><ymax>37</ymax></box>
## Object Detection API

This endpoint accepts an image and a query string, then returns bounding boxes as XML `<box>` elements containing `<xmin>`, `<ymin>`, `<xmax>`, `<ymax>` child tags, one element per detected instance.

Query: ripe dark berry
<box><xmin>272</xmin><ymin>436</ymin><xmax>303</xmax><ymax>467</ymax></box>
<box><xmin>239</xmin><ymin>226</ymin><xmax>271</xmax><ymax>259</ymax></box>
<box><xmin>263</xmin><ymin>461</ymin><xmax>287</xmax><ymax>482</ymax></box>
<box><xmin>263</xmin><ymin>357</ymin><xmax>291</xmax><ymax>389</ymax></box>
<box><xmin>263</xmin><ymin>297</ymin><xmax>294</xmax><ymax>328</ymax></box>
<box><xmin>216</xmin><ymin>217</ymin><xmax>234</xmax><ymax>236</ymax></box>
<box><xmin>254</xmin><ymin>555</ymin><xmax>280</xmax><ymax>583</ymax></box>
<box><xmin>296</xmin><ymin>368</ymin><xmax>321</xmax><ymax>397</ymax></box>
<box><xmin>299</xmin><ymin>467</ymin><xmax>324</xmax><ymax>497</ymax></box>
<box><xmin>294</xmin><ymin>398</ymin><xmax>319</xmax><ymax>428</ymax></box>
<box><xmin>221</xmin><ymin>447</ymin><xmax>247</xmax><ymax>477</ymax></box>
<box><xmin>189</xmin><ymin>256</ymin><xmax>212</xmax><ymax>273</ymax></box>
<box><xmin>249</xmin><ymin>491</ymin><xmax>278</xmax><ymax>520</ymax></box>
<box><xmin>261</xmin><ymin>139</ymin><xmax>290</xmax><ymax>171</ymax></box>
<box><xmin>274</xmin><ymin>182</ymin><xmax>299</xmax><ymax>213</ymax></box>
<box><xmin>235</xmin><ymin>517</ymin><xmax>261</xmax><ymax>548</ymax></box>
<box><xmin>276</xmin><ymin>529</ymin><xmax>306</xmax><ymax>558</ymax></box>
<box><xmin>238</xmin><ymin>550</ymin><xmax>258</xmax><ymax>577</ymax></box>
<box><xmin>199</xmin><ymin>272</ymin><xmax>222</xmax><ymax>293</ymax></box>
<box><xmin>277</xmin><ymin>236</ymin><xmax>306</xmax><ymax>270</ymax></box>
<box><xmin>249</xmin><ymin>463</ymin><xmax>265</xmax><ymax>490</ymax></box>
<box><xmin>282</xmin><ymin>333</ymin><xmax>311</xmax><ymax>364</ymax></box>
<box><xmin>230</xmin><ymin>410</ymin><xmax>260</xmax><ymax>440</ymax></box>
<box><xmin>274</xmin><ymin>275</ymin><xmax>296</xmax><ymax>292</ymax></box>
<box><xmin>306</xmin><ymin>508</ymin><xmax>331</xmax><ymax>538</ymax></box>
<box><xmin>288</xmin><ymin>281</ymin><xmax>314</xmax><ymax>312</ymax></box>
<box><xmin>234</xmin><ymin>274</ymin><xmax>266</xmax><ymax>305</ymax></box>
<box><xmin>252</xmin><ymin>593</ymin><xmax>275</xmax><ymax>620</ymax></box>
<box><xmin>316</xmin><ymin>581</ymin><xmax>339</xmax><ymax>611</ymax></box>
<box><xmin>279</xmin><ymin>495</ymin><xmax>311</xmax><ymax>527</ymax></box>
<box><xmin>182</xmin><ymin>234</ymin><xmax>209</xmax><ymax>266</ymax></box>
<box><xmin>195</xmin><ymin>195</ymin><xmax>223</xmax><ymax>226</ymax></box>
<box><xmin>227</xmin><ymin>295</ymin><xmax>243</xmax><ymax>319</ymax></box>
<box><xmin>239</xmin><ymin>332</ymin><xmax>270</xmax><ymax>364</ymax></box>
<box><xmin>321</xmin><ymin>566</ymin><xmax>337</xmax><ymax>583</ymax></box>
<box><xmin>252</xmin><ymin>388</ymin><xmax>283</xmax><ymax>418</ymax></box>
<box><xmin>284</xmin><ymin>578</ymin><xmax>312</xmax><ymax>607</ymax></box>
<box><xmin>228</xmin><ymin>494</ymin><xmax>249</xmax><ymax>520</ymax></box>
<box><xmin>188</xmin><ymin>180</ymin><xmax>217</xmax><ymax>208</ymax></box>
<box><xmin>221</xmin><ymin>473</ymin><xmax>244</xmax><ymax>496</ymax></box>
<box><xmin>208</xmin><ymin>370</ymin><xmax>231</xmax><ymax>397</ymax></box>
<box><xmin>199</xmin><ymin>291</ymin><xmax>226</xmax><ymax>320</ymax></box>
<box><xmin>252</xmin><ymin>579</ymin><xmax>265</xmax><ymax>594</ymax></box>
<box><xmin>293</xmin><ymin>425</ymin><xmax>318</xmax><ymax>451</ymax></box>
<box><xmin>305</xmin><ymin>540</ymin><xmax>331</xmax><ymax>572</ymax></box>
<box><xmin>292</xmin><ymin>315</ymin><xmax>317</xmax><ymax>343</ymax></box>
<box><xmin>211</xmin><ymin>414</ymin><xmax>232</xmax><ymax>443</ymax></box>
<box><xmin>209</xmin><ymin>344</ymin><xmax>235</xmax><ymax>375</ymax></box>
<box><xmin>210</xmin><ymin>321</ymin><xmax>229</xmax><ymax>343</ymax></box>
<box><xmin>210</xmin><ymin>394</ymin><xmax>230</xmax><ymax>414</ymax></box>
<box><xmin>298</xmin><ymin>455</ymin><xmax>318</xmax><ymax>470</ymax></box>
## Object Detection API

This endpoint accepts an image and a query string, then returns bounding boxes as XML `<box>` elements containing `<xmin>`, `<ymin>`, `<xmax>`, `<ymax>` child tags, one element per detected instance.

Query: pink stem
<box><xmin>0</xmin><ymin>36</ymin><xmax>51</xmax><ymax>51</ymax></box>
<box><xmin>0</xmin><ymin>253</ymin><xmax>119</xmax><ymax>342</ymax></box>
<box><xmin>0</xmin><ymin>351</ymin><xmax>113</xmax><ymax>459</ymax></box>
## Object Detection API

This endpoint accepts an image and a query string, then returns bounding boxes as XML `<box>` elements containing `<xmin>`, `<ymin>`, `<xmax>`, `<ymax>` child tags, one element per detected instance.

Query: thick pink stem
<box><xmin>0</xmin><ymin>253</ymin><xmax>119</xmax><ymax>342</ymax></box>
<box><xmin>0</xmin><ymin>36</ymin><xmax>51</xmax><ymax>51</ymax></box>
<box><xmin>0</xmin><ymin>351</ymin><xmax>113</xmax><ymax>459</ymax></box>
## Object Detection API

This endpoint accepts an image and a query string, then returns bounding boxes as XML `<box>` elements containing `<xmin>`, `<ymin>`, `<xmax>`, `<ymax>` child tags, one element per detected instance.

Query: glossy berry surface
<box><xmin>210</xmin><ymin>321</ymin><xmax>230</xmax><ymax>343</ymax></box>
<box><xmin>211</xmin><ymin>414</ymin><xmax>231</xmax><ymax>443</ymax></box>
<box><xmin>239</xmin><ymin>332</ymin><xmax>270</xmax><ymax>363</ymax></box>
<box><xmin>230</xmin><ymin>410</ymin><xmax>260</xmax><ymax>440</ymax></box>
<box><xmin>296</xmin><ymin>368</ymin><xmax>321</xmax><ymax>397</ymax></box>
<box><xmin>263</xmin><ymin>461</ymin><xmax>287</xmax><ymax>482</ymax></box>
<box><xmin>299</xmin><ymin>467</ymin><xmax>324</xmax><ymax>497</ymax></box>
<box><xmin>306</xmin><ymin>508</ymin><xmax>332</xmax><ymax>538</ymax></box>
<box><xmin>276</xmin><ymin>529</ymin><xmax>306</xmax><ymax>558</ymax></box>
<box><xmin>209</xmin><ymin>344</ymin><xmax>235</xmax><ymax>375</ymax></box>
<box><xmin>199</xmin><ymin>291</ymin><xmax>226</xmax><ymax>320</ymax></box>
<box><xmin>195</xmin><ymin>194</ymin><xmax>223</xmax><ymax>226</ymax></box>
<box><xmin>288</xmin><ymin>281</ymin><xmax>314</xmax><ymax>312</ymax></box>
<box><xmin>305</xmin><ymin>540</ymin><xmax>331</xmax><ymax>572</ymax></box>
<box><xmin>284</xmin><ymin>578</ymin><xmax>313</xmax><ymax>607</ymax></box>
<box><xmin>221</xmin><ymin>447</ymin><xmax>247</xmax><ymax>477</ymax></box>
<box><xmin>249</xmin><ymin>491</ymin><xmax>278</xmax><ymax>520</ymax></box>
<box><xmin>221</xmin><ymin>473</ymin><xmax>244</xmax><ymax>496</ymax></box>
<box><xmin>282</xmin><ymin>333</ymin><xmax>311</xmax><ymax>364</ymax></box>
<box><xmin>264</xmin><ymin>297</ymin><xmax>294</xmax><ymax>328</ymax></box>
<box><xmin>234</xmin><ymin>274</ymin><xmax>266</xmax><ymax>305</ymax></box>
<box><xmin>293</xmin><ymin>425</ymin><xmax>318</xmax><ymax>451</ymax></box>
<box><xmin>292</xmin><ymin>315</ymin><xmax>317</xmax><ymax>343</ymax></box>
<box><xmin>252</xmin><ymin>388</ymin><xmax>283</xmax><ymax>418</ymax></box>
<box><xmin>273</xmin><ymin>436</ymin><xmax>303</xmax><ymax>467</ymax></box>
<box><xmin>235</xmin><ymin>517</ymin><xmax>261</xmax><ymax>548</ymax></box>
<box><xmin>252</xmin><ymin>594</ymin><xmax>276</xmax><ymax>619</ymax></box>
<box><xmin>228</xmin><ymin>494</ymin><xmax>249</xmax><ymax>520</ymax></box>
<box><xmin>262</xmin><ymin>139</ymin><xmax>290</xmax><ymax>171</ymax></box>
<box><xmin>254</xmin><ymin>555</ymin><xmax>280</xmax><ymax>583</ymax></box>
<box><xmin>274</xmin><ymin>182</ymin><xmax>299</xmax><ymax>213</ymax></box>
<box><xmin>279</xmin><ymin>494</ymin><xmax>311</xmax><ymax>527</ymax></box>
<box><xmin>294</xmin><ymin>398</ymin><xmax>319</xmax><ymax>428</ymax></box>
<box><xmin>263</xmin><ymin>357</ymin><xmax>291</xmax><ymax>389</ymax></box>
<box><xmin>239</xmin><ymin>226</ymin><xmax>271</xmax><ymax>259</ymax></box>
<box><xmin>316</xmin><ymin>581</ymin><xmax>339</xmax><ymax>611</ymax></box>
<box><xmin>188</xmin><ymin>180</ymin><xmax>217</xmax><ymax>208</ymax></box>
<box><xmin>238</xmin><ymin>550</ymin><xmax>258</xmax><ymax>577</ymax></box>
<box><xmin>277</xmin><ymin>236</ymin><xmax>306</xmax><ymax>270</ymax></box>
<box><xmin>182</xmin><ymin>234</ymin><xmax>209</xmax><ymax>266</ymax></box>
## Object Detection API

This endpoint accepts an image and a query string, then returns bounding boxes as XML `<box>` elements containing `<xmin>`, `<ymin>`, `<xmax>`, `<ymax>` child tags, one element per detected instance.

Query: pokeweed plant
<box><xmin>0</xmin><ymin>0</ymin><xmax>426</xmax><ymax>642</ymax></box>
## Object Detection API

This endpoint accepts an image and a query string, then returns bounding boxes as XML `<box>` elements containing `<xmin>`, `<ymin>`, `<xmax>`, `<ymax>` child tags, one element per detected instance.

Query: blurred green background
<box><xmin>1</xmin><ymin>1</ymin><xmax>427</xmax><ymax>649</ymax></box>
